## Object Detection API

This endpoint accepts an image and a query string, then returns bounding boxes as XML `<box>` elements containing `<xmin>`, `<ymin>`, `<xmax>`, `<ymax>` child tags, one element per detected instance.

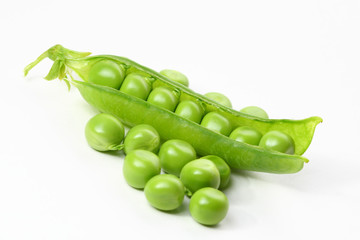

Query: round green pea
<box><xmin>88</xmin><ymin>60</ymin><xmax>125</xmax><ymax>89</ymax></box>
<box><xmin>200</xmin><ymin>155</ymin><xmax>231</xmax><ymax>189</ymax></box>
<box><xmin>201</xmin><ymin>112</ymin><xmax>232</xmax><ymax>136</ymax></box>
<box><xmin>180</xmin><ymin>159</ymin><xmax>220</xmax><ymax>195</ymax></box>
<box><xmin>120</xmin><ymin>73</ymin><xmax>152</xmax><ymax>100</ymax></box>
<box><xmin>123</xmin><ymin>124</ymin><xmax>160</xmax><ymax>154</ymax></box>
<box><xmin>240</xmin><ymin>106</ymin><xmax>269</xmax><ymax>119</ymax></box>
<box><xmin>175</xmin><ymin>100</ymin><xmax>204</xmax><ymax>123</ymax></box>
<box><xmin>147</xmin><ymin>87</ymin><xmax>179</xmax><ymax>111</ymax></box>
<box><xmin>229</xmin><ymin>126</ymin><xmax>263</xmax><ymax>145</ymax></box>
<box><xmin>204</xmin><ymin>92</ymin><xmax>232</xmax><ymax>108</ymax></box>
<box><xmin>123</xmin><ymin>150</ymin><xmax>161</xmax><ymax>189</ymax></box>
<box><xmin>158</xmin><ymin>139</ymin><xmax>197</xmax><ymax>176</ymax></box>
<box><xmin>259</xmin><ymin>130</ymin><xmax>295</xmax><ymax>154</ymax></box>
<box><xmin>144</xmin><ymin>174</ymin><xmax>185</xmax><ymax>211</ymax></box>
<box><xmin>189</xmin><ymin>187</ymin><xmax>229</xmax><ymax>226</ymax></box>
<box><xmin>84</xmin><ymin>113</ymin><xmax>125</xmax><ymax>151</ymax></box>
<box><xmin>160</xmin><ymin>69</ymin><xmax>189</xmax><ymax>87</ymax></box>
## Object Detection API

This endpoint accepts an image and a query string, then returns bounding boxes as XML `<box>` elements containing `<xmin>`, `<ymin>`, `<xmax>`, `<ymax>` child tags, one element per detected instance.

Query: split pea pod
<box><xmin>24</xmin><ymin>45</ymin><xmax>322</xmax><ymax>174</ymax></box>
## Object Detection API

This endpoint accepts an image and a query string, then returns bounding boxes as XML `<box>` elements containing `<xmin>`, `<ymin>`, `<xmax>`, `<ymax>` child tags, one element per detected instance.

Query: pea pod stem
<box><xmin>24</xmin><ymin>45</ymin><xmax>323</xmax><ymax>174</ymax></box>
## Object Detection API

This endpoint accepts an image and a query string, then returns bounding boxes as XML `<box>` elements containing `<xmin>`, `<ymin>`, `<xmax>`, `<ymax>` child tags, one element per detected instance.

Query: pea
<box><xmin>204</xmin><ymin>92</ymin><xmax>232</xmax><ymax>108</ymax></box>
<box><xmin>119</xmin><ymin>73</ymin><xmax>152</xmax><ymax>100</ymax></box>
<box><xmin>189</xmin><ymin>187</ymin><xmax>229</xmax><ymax>226</ymax></box>
<box><xmin>201</xmin><ymin>112</ymin><xmax>232</xmax><ymax>136</ymax></box>
<box><xmin>88</xmin><ymin>60</ymin><xmax>125</xmax><ymax>89</ymax></box>
<box><xmin>160</xmin><ymin>69</ymin><xmax>189</xmax><ymax>87</ymax></box>
<box><xmin>158</xmin><ymin>139</ymin><xmax>197</xmax><ymax>176</ymax></box>
<box><xmin>229</xmin><ymin>126</ymin><xmax>263</xmax><ymax>145</ymax></box>
<box><xmin>200</xmin><ymin>155</ymin><xmax>231</xmax><ymax>189</ymax></box>
<box><xmin>123</xmin><ymin>150</ymin><xmax>161</xmax><ymax>189</ymax></box>
<box><xmin>174</xmin><ymin>100</ymin><xmax>204</xmax><ymax>123</ymax></box>
<box><xmin>240</xmin><ymin>106</ymin><xmax>269</xmax><ymax>119</ymax></box>
<box><xmin>180</xmin><ymin>159</ymin><xmax>220</xmax><ymax>195</ymax></box>
<box><xmin>147</xmin><ymin>87</ymin><xmax>179</xmax><ymax>111</ymax></box>
<box><xmin>123</xmin><ymin>124</ymin><xmax>160</xmax><ymax>154</ymax></box>
<box><xmin>259</xmin><ymin>130</ymin><xmax>295</xmax><ymax>154</ymax></box>
<box><xmin>144</xmin><ymin>174</ymin><xmax>185</xmax><ymax>211</ymax></box>
<box><xmin>84</xmin><ymin>113</ymin><xmax>125</xmax><ymax>151</ymax></box>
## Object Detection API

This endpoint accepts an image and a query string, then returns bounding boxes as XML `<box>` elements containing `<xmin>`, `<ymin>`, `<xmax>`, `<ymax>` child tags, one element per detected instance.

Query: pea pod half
<box><xmin>24</xmin><ymin>44</ymin><xmax>322</xmax><ymax>174</ymax></box>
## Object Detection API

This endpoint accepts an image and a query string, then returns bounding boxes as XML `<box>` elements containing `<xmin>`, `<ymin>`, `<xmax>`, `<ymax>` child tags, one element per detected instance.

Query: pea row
<box><xmin>87</xmin><ymin>59</ymin><xmax>295</xmax><ymax>155</ymax></box>
<box><xmin>85</xmin><ymin>113</ymin><xmax>229</xmax><ymax>225</ymax></box>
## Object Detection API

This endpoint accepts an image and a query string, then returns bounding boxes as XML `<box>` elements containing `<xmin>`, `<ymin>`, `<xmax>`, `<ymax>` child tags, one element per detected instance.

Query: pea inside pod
<box><xmin>229</xmin><ymin>126</ymin><xmax>263</xmax><ymax>146</ymax></box>
<box><xmin>120</xmin><ymin>73</ymin><xmax>152</xmax><ymax>100</ymax></box>
<box><xmin>88</xmin><ymin>60</ymin><xmax>125</xmax><ymax>89</ymax></box>
<box><xmin>160</xmin><ymin>69</ymin><xmax>189</xmax><ymax>87</ymax></box>
<box><xmin>240</xmin><ymin>106</ymin><xmax>269</xmax><ymax>119</ymax></box>
<box><xmin>175</xmin><ymin>100</ymin><xmax>204</xmax><ymax>124</ymax></box>
<box><xmin>147</xmin><ymin>87</ymin><xmax>179</xmax><ymax>111</ymax></box>
<box><xmin>204</xmin><ymin>92</ymin><xmax>232</xmax><ymax>108</ymax></box>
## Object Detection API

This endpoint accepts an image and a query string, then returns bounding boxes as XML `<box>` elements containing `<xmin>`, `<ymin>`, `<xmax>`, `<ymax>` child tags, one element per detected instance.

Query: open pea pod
<box><xmin>24</xmin><ymin>44</ymin><xmax>322</xmax><ymax>174</ymax></box>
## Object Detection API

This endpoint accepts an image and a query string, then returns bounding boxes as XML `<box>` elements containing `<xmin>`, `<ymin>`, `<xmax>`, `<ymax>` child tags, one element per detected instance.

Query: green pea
<box><xmin>229</xmin><ymin>126</ymin><xmax>263</xmax><ymax>145</ymax></box>
<box><xmin>84</xmin><ymin>113</ymin><xmax>125</xmax><ymax>151</ymax></box>
<box><xmin>123</xmin><ymin>150</ymin><xmax>161</xmax><ymax>189</ymax></box>
<box><xmin>180</xmin><ymin>159</ymin><xmax>220</xmax><ymax>195</ymax></box>
<box><xmin>144</xmin><ymin>174</ymin><xmax>185</xmax><ymax>211</ymax></box>
<box><xmin>189</xmin><ymin>187</ymin><xmax>229</xmax><ymax>226</ymax></box>
<box><xmin>200</xmin><ymin>155</ymin><xmax>231</xmax><ymax>189</ymax></box>
<box><xmin>88</xmin><ymin>60</ymin><xmax>125</xmax><ymax>89</ymax></box>
<box><xmin>123</xmin><ymin>124</ymin><xmax>160</xmax><ymax>154</ymax></box>
<box><xmin>174</xmin><ymin>100</ymin><xmax>204</xmax><ymax>123</ymax></box>
<box><xmin>204</xmin><ymin>92</ymin><xmax>232</xmax><ymax>108</ymax></box>
<box><xmin>240</xmin><ymin>106</ymin><xmax>269</xmax><ymax>119</ymax></box>
<box><xmin>119</xmin><ymin>73</ymin><xmax>152</xmax><ymax>100</ymax></box>
<box><xmin>147</xmin><ymin>87</ymin><xmax>179</xmax><ymax>111</ymax></box>
<box><xmin>160</xmin><ymin>69</ymin><xmax>189</xmax><ymax>87</ymax></box>
<box><xmin>201</xmin><ymin>112</ymin><xmax>232</xmax><ymax>136</ymax></box>
<box><xmin>158</xmin><ymin>139</ymin><xmax>197</xmax><ymax>176</ymax></box>
<box><xmin>259</xmin><ymin>130</ymin><xmax>295</xmax><ymax>154</ymax></box>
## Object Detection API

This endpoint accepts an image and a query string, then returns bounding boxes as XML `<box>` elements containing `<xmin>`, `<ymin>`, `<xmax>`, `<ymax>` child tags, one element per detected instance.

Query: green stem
<box><xmin>108</xmin><ymin>144</ymin><xmax>124</xmax><ymax>151</ymax></box>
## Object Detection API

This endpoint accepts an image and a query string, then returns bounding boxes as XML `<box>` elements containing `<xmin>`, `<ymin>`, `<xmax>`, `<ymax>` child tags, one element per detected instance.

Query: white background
<box><xmin>1</xmin><ymin>0</ymin><xmax>359</xmax><ymax>239</ymax></box>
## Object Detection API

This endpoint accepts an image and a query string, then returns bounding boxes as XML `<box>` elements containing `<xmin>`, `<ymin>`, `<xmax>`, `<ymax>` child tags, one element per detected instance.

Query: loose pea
<box><xmin>123</xmin><ymin>124</ymin><xmax>160</xmax><ymax>154</ymax></box>
<box><xmin>259</xmin><ymin>130</ymin><xmax>295</xmax><ymax>154</ymax></box>
<box><xmin>144</xmin><ymin>174</ymin><xmax>185</xmax><ymax>211</ymax></box>
<box><xmin>160</xmin><ymin>69</ymin><xmax>189</xmax><ymax>87</ymax></box>
<box><xmin>189</xmin><ymin>187</ymin><xmax>229</xmax><ymax>226</ymax></box>
<box><xmin>204</xmin><ymin>92</ymin><xmax>232</xmax><ymax>108</ymax></box>
<box><xmin>240</xmin><ymin>106</ymin><xmax>269</xmax><ymax>119</ymax></box>
<box><xmin>200</xmin><ymin>155</ymin><xmax>231</xmax><ymax>189</ymax></box>
<box><xmin>180</xmin><ymin>159</ymin><xmax>220</xmax><ymax>195</ymax></box>
<box><xmin>88</xmin><ymin>60</ymin><xmax>125</xmax><ymax>89</ymax></box>
<box><xmin>84</xmin><ymin>113</ymin><xmax>125</xmax><ymax>151</ymax></box>
<box><xmin>229</xmin><ymin>126</ymin><xmax>263</xmax><ymax>145</ymax></box>
<box><xmin>201</xmin><ymin>112</ymin><xmax>232</xmax><ymax>136</ymax></box>
<box><xmin>119</xmin><ymin>73</ymin><xmax>152</xmax><ymax>100</ymax></box>
<box><xmin>123</xmin><ymin>150</ymin><xmax>161</xmax><ymax>189</ymax></box>
<box><xmin>158</xmin><ymin>139</ymin><xmax>197</xmax><ymax>176</ymax></box>
<box><xmin>147</xmin><ymin>87</ymin><xmax>179</xmax><ymax>111</ymax></box>
<box><xmin>175</xmin><ymin>100</ymin><xmax>204</xmax><ymax>124</ymax></box>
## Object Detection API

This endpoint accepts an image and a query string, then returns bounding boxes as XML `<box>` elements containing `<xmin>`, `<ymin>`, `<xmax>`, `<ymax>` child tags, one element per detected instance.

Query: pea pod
<box><xmin>24</xmin><ymin>45</ymin><xmax>322</xmax><ymax>174</ymax></box>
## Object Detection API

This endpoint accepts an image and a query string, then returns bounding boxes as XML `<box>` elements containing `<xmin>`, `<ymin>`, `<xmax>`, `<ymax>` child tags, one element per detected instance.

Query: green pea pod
<box><xmin>24</xmin><ymin>45</ymin><xmax>322</xmax><ymax>174</ymax></box>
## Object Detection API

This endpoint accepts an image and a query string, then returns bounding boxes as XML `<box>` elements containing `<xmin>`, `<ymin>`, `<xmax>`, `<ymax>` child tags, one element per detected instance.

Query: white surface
<box><xmin>1</xmin><ymin>0</ymin><xmax>359</xmax><ymax>239</ymax></box>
